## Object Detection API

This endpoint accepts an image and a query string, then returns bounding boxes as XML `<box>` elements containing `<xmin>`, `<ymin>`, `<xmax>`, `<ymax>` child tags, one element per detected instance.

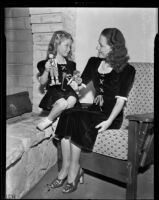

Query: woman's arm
<box><xmin>95</xmin><ymin>97</ymin><xmax>125</xmax><ymax>133</ymax></box>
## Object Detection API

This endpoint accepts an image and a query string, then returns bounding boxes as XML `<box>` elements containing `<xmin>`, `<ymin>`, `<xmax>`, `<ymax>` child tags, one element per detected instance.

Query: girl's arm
<box><xmin>39</xmin><ymin>61</ymin><xmax>51</xmax><ymax>85</ymax></box>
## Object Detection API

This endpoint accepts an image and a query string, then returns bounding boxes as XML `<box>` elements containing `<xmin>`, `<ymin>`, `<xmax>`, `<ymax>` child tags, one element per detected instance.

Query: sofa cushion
<box><xmin>93</xmin><ymin>129</ymin><xmax>128</xmax><ymax>160</ymax></box>
<box><xmin>7</xmin><ymin>91</ymin><xmax>32</xmax><ymax>119</ymax></box>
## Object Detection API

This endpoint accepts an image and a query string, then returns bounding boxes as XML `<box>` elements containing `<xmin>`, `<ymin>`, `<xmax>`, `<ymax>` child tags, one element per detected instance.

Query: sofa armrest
<box><xmin>127</xmin><ymin>112</ymin><xmax>154</xmax><ymax>170</ymax></box>
<box><xmin>126</xmin><ymin>113</ymin><xmax>153</xmax><ymax>122</ymax></box>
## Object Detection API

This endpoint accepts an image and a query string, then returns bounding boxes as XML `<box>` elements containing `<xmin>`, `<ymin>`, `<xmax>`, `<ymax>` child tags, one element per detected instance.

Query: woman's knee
<box><xmin>55</xmin><ymin>98</ymin><xmax>68</xmax><ymax>110</ymax></box>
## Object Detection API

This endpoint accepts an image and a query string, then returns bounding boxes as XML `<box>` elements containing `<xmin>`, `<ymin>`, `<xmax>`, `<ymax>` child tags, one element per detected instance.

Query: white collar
<box><xmin>54</xmin><ymin>57</ymin><xmax>67</xmax><ymax>65</ymax></box>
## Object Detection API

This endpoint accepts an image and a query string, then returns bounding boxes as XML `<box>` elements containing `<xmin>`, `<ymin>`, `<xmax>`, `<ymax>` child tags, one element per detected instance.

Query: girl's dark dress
<box><xmin>37</xmin><ymin>59</ymin><xmax>78</xmax><ymax>111</ymax></box>
<box><xmin>55</xmin><ymin>57</ymin><xmax>136</xmax><ymax>151</ymax></box>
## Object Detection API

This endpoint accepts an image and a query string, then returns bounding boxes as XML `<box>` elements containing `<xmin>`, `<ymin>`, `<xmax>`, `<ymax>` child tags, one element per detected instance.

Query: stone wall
<box><xmin>5</xmin><ymin>8</ymin><xmax>33</xmax><ymax>102</ymax></box>
<box><xmin>29</xmin><ymin>7</ymin><xmax>77</xmax><ymax>113</ymax></box>
<box><xmin>6</xmin><ymin>113</ymin><xmax>58</xmax><ymax>199</ymax></box>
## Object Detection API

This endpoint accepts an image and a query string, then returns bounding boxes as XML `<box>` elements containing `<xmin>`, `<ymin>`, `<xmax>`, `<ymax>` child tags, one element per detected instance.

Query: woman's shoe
<box><xmin>47</xmin><ymin>176</ymin><xmax>67</xmax><ymax>191</ymax></box>
<box><xmin>62</xmin><ymin>168</ymin><xmax>84</xmax><ymax>193</ymax></box>
<box><xmin>36</xmin><ymin>117</ymin><xmax>52</xmax><ymax>131</ymax></box>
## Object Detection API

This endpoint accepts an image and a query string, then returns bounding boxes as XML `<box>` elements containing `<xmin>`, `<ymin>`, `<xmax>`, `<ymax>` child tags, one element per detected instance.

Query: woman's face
<box><xmin>57</xmin><ymin>38</ymin><xmax>72</xmax><ymax>57</ymax></box>
<box><xmin>96</xmin><ymin>34</ymin><xmax>112</xmax><ymax>59</ymax></box>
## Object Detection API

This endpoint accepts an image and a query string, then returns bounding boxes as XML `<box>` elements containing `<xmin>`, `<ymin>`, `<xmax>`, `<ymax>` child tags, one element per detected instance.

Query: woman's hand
<box><xmin>95</xmin><ymin>120</ymin><xmax>112</xmax><ymax>133</ymax></box>
<box><xmin>70</xmin><ymin>80</ymin><xmax>79</xmax><ymax>92</ymax></box>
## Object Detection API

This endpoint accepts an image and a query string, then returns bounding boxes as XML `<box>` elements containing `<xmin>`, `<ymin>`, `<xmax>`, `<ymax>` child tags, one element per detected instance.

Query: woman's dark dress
<box><xmin>55</xmin><ymin>57</ymin><xmax>136</xmax><ymax>151</ymax></box>
<box><xmin>37</xmin><ymin>59</ymin><xmax>78</xmax><ymax>111</ymax></box>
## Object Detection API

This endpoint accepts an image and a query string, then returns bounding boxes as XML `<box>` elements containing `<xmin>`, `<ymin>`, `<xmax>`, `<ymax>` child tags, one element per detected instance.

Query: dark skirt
<box><xmin>39</xmin><ymin>85</ymin><xmax>78</xmax><ymax>111</ymax></box>
<box><xmin>55</xmin><ymin>104</ymin><xmax>122</xmax><ymax>151</ymax></box>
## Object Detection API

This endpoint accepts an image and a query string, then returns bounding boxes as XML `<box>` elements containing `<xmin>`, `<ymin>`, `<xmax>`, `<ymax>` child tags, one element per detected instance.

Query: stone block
<box><xmin>33</xmin><ymin>33</ymin><xmax>52</xmax><ymax>44</ymax></box>
<box><xmin>7</xmin><ymin>64</ymin><xmax>33</xmax><ymax>76</ymax></box>
<box><xmin>29</xmin><ymin>7</ymin><xmax>64</xmax><ymax>14</ymax></box>
<box><xmin>7</xmin><ymin>75</ymin><xmax>33</xmax><ymax>88</ymax></box>
<box><xmin>24</xmin><ymin>17</ymin><xmax>32</xmax><ymax>29</ymax></box>
<box><xmin>30</xmin><ymin>13</ymin><xmax>62</xmax><ymax>23</ymax></box>
<box><xmin>6</xmin><ymin>30</ymin><xmax>33</xmax><ymax>41</ymax></box>
<box><xmin>33</xmin><ymin>43</ymin><xmax>48</xmax><ymax>51</ymax></box>
<box><xmin>26</xmin><ymin>147</ymin><xmax>41</xmax><ymax>175</ymax></box>
<box><xmin>5</xmin><ymin>8</ymin><xmax>30</xmax><ymax>17</ymax></box>
<box><xmin>31</xmin><ymin>23</ymin><xmax>63</xmax><ymax>33</ymax></box>
<box><xmin>7</xmin><ymin>41</ymin><xmax>33</xmax><ymax>52</ymax></box>
<box><xmin>7</xmin><ymin>52</ymin><xmax>33</xmax><ymax>64</ymax></box>
<box><xmin>34</xmin><ymin>50</ymin><xmax>47</xmax><ymax>62</ymax></box>
<box><xmin>7</xmin><ymin>86</ymin><xmax>27</xmax><ymax>95</ymax></box>
<box><xmin>6</xmin><ymin>136</ymin><xmax>24</xmax><ymax>168</ymax></box>
<box><xmin>6</xmin><ymin>153</ymin><xmax>28</xmax><ymax>199</ymax></box>
<box><xmin>5</xmin><ymin>17</ymin><xmax>30</xmax><ymax>30</ymax></box>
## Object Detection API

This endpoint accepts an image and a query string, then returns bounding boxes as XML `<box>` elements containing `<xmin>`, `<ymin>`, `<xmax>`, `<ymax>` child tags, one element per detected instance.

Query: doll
<box><xmin>49</xmin><ymin>54</ymin><xmax>61</xmax><ymax>86</ymax></box>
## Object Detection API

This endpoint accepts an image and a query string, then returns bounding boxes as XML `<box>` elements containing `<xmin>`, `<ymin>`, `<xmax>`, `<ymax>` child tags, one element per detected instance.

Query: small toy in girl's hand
<box><xmin>67</xmin><ymin>70</ymin><xmax>82</xmax><ymax>86</ymax></box>
<box><xmin>49</xmin><ymin>54</ymin><xmax>61</xmax><ymax>86</ymax></box>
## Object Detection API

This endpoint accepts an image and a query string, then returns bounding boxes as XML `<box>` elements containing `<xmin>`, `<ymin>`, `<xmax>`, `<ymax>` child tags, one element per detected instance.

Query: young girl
<box><xmin>37</xmin><ymin>30</ymin><xmax>79</xmax><ymax>131</ymax></box>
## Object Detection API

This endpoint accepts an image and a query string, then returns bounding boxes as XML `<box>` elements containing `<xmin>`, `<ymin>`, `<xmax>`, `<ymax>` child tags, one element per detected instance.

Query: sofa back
<box><xmin>121</xmin><ymin>62</ymin><xmax>154</xmax><ymax>128</ymax></box>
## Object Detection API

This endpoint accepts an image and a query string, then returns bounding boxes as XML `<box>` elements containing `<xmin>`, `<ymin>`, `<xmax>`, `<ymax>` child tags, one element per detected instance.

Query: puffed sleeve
<box><xmin>37</xmin><ymin>60</ymin><xmax>47</xmax><ymax>76</ymax></box>
<box><xmin>81</xmin><ymin>57</ymin><xmax>95</xmax><ymax>85</ymax></box>
<box><xmin>66</xmin><ymin>60</ymin><xmax>76</xmax><ymax>75</ymax></box>
<box><xmin>115</xmin><ymin>65</ymin><xmax>136</xmax><ymax>100</ymax></box>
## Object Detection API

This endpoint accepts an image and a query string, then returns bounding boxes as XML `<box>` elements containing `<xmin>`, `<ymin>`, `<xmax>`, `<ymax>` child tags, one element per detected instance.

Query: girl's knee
<box><xmin>56</xmin><ymin>99</ymin><xmax>68</xmax><ymax>110</ymax></box>
<box><xmin>67</xmin><ymin>97</ymin><xmax>77</xmax><ymax>108</ymax></box>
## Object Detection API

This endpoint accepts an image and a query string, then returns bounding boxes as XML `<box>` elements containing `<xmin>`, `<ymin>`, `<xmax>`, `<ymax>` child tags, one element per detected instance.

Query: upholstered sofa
<box><xmin>6</xmin><ymin>62</ymin><xmax>153</xmax><ymax>199</ymax></box>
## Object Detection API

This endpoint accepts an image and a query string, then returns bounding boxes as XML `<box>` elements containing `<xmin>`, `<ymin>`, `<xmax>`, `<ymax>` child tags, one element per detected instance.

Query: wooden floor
<box><xmin>22</xmin><ymin>163</ymin><xmax>154</xmax><ymax>199</ymax></box>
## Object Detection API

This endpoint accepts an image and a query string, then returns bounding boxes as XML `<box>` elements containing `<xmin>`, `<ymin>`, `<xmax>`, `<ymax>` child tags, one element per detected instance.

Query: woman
<box><xmin>48</xmin><ymin>28</ymin><xmax>136</xmax><ymax>193</ymax></box>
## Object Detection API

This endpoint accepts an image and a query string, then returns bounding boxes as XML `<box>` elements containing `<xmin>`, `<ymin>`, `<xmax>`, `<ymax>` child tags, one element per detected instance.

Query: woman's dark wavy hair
<box><xmin>101</xmin><ymin>28</ymin><xmax>130</xmax><ymax>73</ymax></box>
<box><xmin>46</xmin><ymin>30</ymin><xmax>73</xmax><ymax>60</ymax></box>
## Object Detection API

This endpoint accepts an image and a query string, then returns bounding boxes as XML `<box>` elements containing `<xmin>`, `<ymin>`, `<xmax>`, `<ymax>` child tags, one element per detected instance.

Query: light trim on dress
<box><xmin>115</xmin><ymin>96</ymin><xmax>127</xmax><ymax>101</ymax></box>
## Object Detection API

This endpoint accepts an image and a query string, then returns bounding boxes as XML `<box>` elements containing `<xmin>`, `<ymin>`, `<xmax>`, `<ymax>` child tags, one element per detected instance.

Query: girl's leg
<box><xmin>66</xmin><ymin>96</ymin><xmax>77</xmax><ymax>109</ymax></box>
<box><xmin>37</xmin><ymin>98</ymin><xmax>68</xmax><ymax>130</ymax></box>
<box><xmin>48</xmin><ymin>98</ymin><xmax>68</xmax><ymax>121</ymax></box>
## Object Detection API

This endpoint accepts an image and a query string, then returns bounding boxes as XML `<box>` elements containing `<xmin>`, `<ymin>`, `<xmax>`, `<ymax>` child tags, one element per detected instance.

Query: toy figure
<box><xmin>49</xmin><ymin>54</ymin><xmax>61</xmax><ymax>86</ymax></box>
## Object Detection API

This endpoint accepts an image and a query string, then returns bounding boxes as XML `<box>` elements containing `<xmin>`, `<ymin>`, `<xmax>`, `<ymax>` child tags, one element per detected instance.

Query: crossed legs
<box><xmin>37</xmin><ymin>96</ymin><xmax>76</xmax><ymax>130</ymax></box>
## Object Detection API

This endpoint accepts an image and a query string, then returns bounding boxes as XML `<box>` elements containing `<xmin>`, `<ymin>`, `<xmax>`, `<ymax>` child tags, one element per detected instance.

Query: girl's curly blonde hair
<box><xmin>46</xmin><ymin>30</ymin><xmax>73</xmax><ymax>60</ymax></box>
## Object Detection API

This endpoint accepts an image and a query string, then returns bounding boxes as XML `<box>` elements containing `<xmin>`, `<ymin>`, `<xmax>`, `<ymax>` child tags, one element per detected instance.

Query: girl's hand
<box><xmin>45</xmin><ymin>60</ymin><xmax>52</xmax><ymax>72</ymax></box>
<box><xmin>70</xmin><ymin>80</ymin><xmax>79</xmax><ymax>92</ymax></box>
<box><xmin>95</xmin><ymin>120</ymin><xmax>112</xmax><ymax>133</ymax></box>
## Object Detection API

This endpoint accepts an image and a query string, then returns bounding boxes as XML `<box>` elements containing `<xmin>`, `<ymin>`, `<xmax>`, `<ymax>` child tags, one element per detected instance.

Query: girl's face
<box><xmin>57</xmin><ymin>38</ymin><xmax>72</xmax><ymax>57</ymax></box>
<box><xmin>96</xmin><ymin>34</ymin><xmax>112</xmax><ymax>59</ymax></box>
